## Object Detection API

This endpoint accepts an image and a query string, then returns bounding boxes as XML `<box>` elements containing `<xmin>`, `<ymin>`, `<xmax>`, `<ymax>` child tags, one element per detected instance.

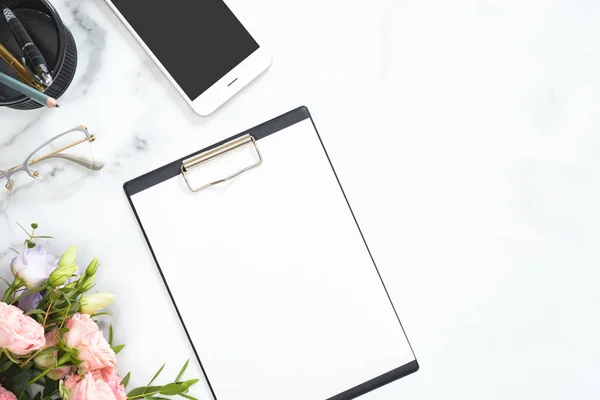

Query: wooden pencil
<box><xmin>0</xmin><ymin>70</ymin><xmax>58</xmax><ymax>108</ymax></box>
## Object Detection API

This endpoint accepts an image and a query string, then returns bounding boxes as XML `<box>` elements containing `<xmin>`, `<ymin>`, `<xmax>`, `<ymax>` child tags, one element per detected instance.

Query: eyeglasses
<box><xmin>0</xmin><ymin>125</ymin><xmax>103</xmax><ymax>213</ymax></box>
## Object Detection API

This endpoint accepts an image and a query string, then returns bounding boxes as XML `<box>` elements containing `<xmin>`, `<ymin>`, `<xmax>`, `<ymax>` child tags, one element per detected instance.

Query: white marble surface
<box><xmin>2</xmin><ymin>0</ymin><xmax>600</xmax><ymax>398</ymax></box>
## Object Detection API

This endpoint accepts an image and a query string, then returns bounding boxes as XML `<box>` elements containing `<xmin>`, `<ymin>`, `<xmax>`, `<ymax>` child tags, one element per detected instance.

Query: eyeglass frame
<box><xmin>0</xmin><ymin>125</ymin><xmax>98</xmax><ymax>191</ymax></box>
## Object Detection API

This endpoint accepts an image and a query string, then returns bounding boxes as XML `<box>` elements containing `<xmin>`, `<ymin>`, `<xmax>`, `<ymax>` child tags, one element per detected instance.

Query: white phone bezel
<box><xmin>102</xmin><ymin>0</ymin><xmax>271</xmax><ymax>116</ymax></box>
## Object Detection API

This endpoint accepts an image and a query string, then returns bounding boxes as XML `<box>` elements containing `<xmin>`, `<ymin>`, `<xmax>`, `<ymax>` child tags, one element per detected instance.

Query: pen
<box><xmin>2</xmin><ymin>7</ymin><xmax>53</xmax><ymax>86</ymax></box>
<box><xmin>0</xmin><ymin>43</ymin><xmax>45</xmax><ymax>91</ymax></box>
<box><xmin>0</xmin><ymin>71</ymin><xmax>59</xmax><ymax>107</ymax></box>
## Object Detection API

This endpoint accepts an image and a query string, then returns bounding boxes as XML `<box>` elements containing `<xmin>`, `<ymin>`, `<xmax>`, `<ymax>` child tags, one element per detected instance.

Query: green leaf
<box><xmin>109</xmin><ymin>324</ymin><xmax>114</xmax><ymax>346</ymax></box>
<box><xmin>120</xmin><ymin>372</ymin><xmax>131</xmax><ymax>388</ymax></box>
<box><xmin>175</xmin><ymin>359</ymin><xmax>189</xmax><ymax>382</ymax></box>
<box><xmin>145</xmin><ymin>397</ymin><xmax>169</xmax><ymax>400</ymax></box>
<box><xmin>91</xmin><ymin>312</ymin><xmax>113</xmax><ymax>318</ymax></box>
<box><xmin>7</xmin><ymin>247</ymin><xmax>19</xmax><ymax>255</ymax></box>
<box><xmin>59</xmin><ymin>327</ymin><xmax>70</xmax><ymax>334</ymax></box>
<box><xmin>59</xmin><ymin>382</ymin><xmax>70</xmax><ymax>400</ymax></box>
<box><xmin>127</xmin><ymin>386</ymin><xmax>162</xmax><ymax>397</ymax></box>
<box><xmin>30</xmin><ymin>223</ymin><xmax>39</xmax><ymax>229</ymax></box>
<box><xmin>43</xmin><ymin>379</ymin><xmax>58</xmax><ymax>397</ymax></box>
<box><xmin>3</xmin><ymin>349</ymin><xmax>20</xmax><ymax>364</ymax></box>
<box><xmin>27</xmin><ymin>241</ymin><xmax>36</xmax><ymax>249</ymax></box>
<box><xmin>0</xmin><ymin>360</ymin><xmax>13</xmax><ymax>373</ymax></box>
<box><xmin>20</xmin><ymin>359</ymin><xmax>33</xmax><ymax>371</ymax></box>
<box><xmin>69</xmin><ymin>347</ymin><xmax>80</xmax><ymax>359</ymax></box>
<box><xmin>111</xmin><ymin>344</ymin><xmax>126</xmax><ymax>354</ymax></box>
<box><xmin>25</xmin><ymin>309</ymin><xmax>47</xmax><ymax>316</ymax></box>
<box><xmin>31</xmin><ymin>235</ymin><xmax>53</xmax><ymax>239</ymax></box>
<box><xmin>126</xmin><ymin>387</ymin><xmax>146</xmax><ymax>397</ymax></box>
<box><xmin>178</xmin><ymin>394</ymin><xmax>198</xmax><ymax>400</ymax></box>
<box><xmin>182</xmin><ymin>379</ymin><xmax>199</xmax><ymax>387</ymax></box>
<box><xmin>64</xmin><ymin>302</ymin><xmax>80</xmax><ymax>317</ymax></box>
<box><xmin>147</xmin><ymin>363</ymin><xmax>165</xmax><ymax>387</ymax></box>
<box><xmin>158</xmin><ymin>384</ymin><xmax>188</xmax><ymax>396</ymax></box>
<box><xmin>1</xmin><ymin>365</ymin><xmax>32</xmax><ymax>398</ymax></box>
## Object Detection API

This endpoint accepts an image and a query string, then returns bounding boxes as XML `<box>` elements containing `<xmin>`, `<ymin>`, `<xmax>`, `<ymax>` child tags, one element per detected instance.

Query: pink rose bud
<box><xmin>33</xmin><ymin>349</ymin><xmax>57</xmax><ymax>368</ymax></box>
<box><xmin>34</xmin><ymin>330</ymin><xmax>59</xmax><ymax>368</ymax></box>
<box><xmin>47</xmin><ymin>366</ymin><xmax>72</xmax><ymax>381</ymax></box>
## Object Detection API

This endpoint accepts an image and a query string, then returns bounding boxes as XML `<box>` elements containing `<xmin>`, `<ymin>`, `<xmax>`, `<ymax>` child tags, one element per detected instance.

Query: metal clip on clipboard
<box><xmin>180</xmin><ymin>134</ymin><xmax>263</xmax><ymax>193</ymax></box>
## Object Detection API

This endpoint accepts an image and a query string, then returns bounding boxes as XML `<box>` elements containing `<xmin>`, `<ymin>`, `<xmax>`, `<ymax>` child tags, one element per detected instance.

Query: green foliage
<box><xmin>125</xmin><ymin>361</ymin><xmax>197</xmax><ymax>400</ymax></box>
<box><xmin>111</xmin><ymin>344</ymin><xmax>126</xmax><ymax>355</ymax></box>
<box><xmin>121</xmin><ymin>372</ymin><xmax>131</xmax><ymax>388</ymax></box>
<box><xmin>174</xmin><ymin>360</ymin><xmax>189</xmax><ymax>383</ymax></box>
<box><xmin>2</xmin><ymin>365</ymin><xmax>32</xmax><ymax>398</ymax></box>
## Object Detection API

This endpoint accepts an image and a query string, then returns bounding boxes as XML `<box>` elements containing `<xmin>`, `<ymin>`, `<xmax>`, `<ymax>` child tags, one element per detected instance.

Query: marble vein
<box><xmin>63</xmin><ymin>0</ymin><xmax>107</xmax><ymax>97</ymax></box>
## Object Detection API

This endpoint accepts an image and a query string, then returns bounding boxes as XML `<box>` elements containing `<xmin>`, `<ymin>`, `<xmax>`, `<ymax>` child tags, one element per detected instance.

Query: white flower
<box><xmin>80</xmin><ymin>293</ymin><xmax>116</xmax><ymax>315</ymax></box>
<box><xmin>10</xmin><ymin>245</ymin><xmax>58</xmax><ymax>289</ymax></box>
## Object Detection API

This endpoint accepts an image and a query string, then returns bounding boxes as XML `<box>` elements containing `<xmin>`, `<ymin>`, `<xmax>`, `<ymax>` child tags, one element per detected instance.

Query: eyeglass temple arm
<box><xmin>0</xmin><ymin>154</ymin><xmax>104</xmax><ymax>178</ymax></box>
<box><xmin>44</xmin><ymin>154</ymin><xmax>105</xmax><ymax>171</ymax></box>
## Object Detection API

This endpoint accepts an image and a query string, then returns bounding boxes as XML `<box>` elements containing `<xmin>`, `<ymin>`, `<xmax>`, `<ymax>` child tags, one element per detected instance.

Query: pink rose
<box><xmin>0</xmin><ymin>302</ymin><xmax>45</xmax><ymax>356</ymax></box>
<box><xmin>63</xmin><ymin>374</ymin><xmax>80</xmax><ymax>393</ymax></box>
<box><xmin>63</xmin><ymin>373</ymin><xmax>117</xmax><ymax>400</ymax></box>
<box><xmin>64</xmin><ymin>370</ymin><xmax>126</xmax><ymax>400</ymax></box>
<box><xmin>99</xmin><ymin>368</ymin><xmax>126</xmax><ymax>400</ymax></box>
<box><xmin>45</xmin><ymin>329</ymin><xmax>59</xmax><ymax>347</ymax></box>
<box><xmin>0</xmin><ymin>385</ymin><xmax>16</xmax><ymax>400</ymax></box>
<box><xmin>64</xmin><ymin>313</ymin><xmax>116</xmax><ymax>370</ymax></box>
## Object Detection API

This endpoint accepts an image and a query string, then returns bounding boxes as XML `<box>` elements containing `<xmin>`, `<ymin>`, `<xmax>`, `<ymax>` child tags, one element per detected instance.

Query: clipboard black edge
<box><xmin>123</xmin><ymin>105</ymin><xmax>419</xmax><ymax>400</ymax></box>
<box><xmin>309</xmin><ymin>111</ymin><xmax>421</xmax><ymax>398</ymax></box>
<box><xmin>123</xmin><ymin>106</ymin><xmax>311</xmax><ymax>195</ymax></box>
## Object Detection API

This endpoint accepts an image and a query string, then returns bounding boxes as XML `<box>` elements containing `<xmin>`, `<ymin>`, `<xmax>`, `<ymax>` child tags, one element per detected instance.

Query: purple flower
<box><xmin>10</xmin><ymin>245</ymin><xmax>58</xmax><ymax>290</ymax></box>
<box><xmin>17</xmin><ymin>291</ymin><xmax>43</xmax><ymax>312</ymax></box>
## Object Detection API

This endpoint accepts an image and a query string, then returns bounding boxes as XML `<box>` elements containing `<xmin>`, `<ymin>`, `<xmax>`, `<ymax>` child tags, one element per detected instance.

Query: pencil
<box><xmin>0</xmin><ymin>43</ymin><xmax>44</xmax><ymax>91</ymax></box>
<box><xmin>0</xmin><ymin>70</ymin><xmax>59</xmax><ymax>108</ymax></box>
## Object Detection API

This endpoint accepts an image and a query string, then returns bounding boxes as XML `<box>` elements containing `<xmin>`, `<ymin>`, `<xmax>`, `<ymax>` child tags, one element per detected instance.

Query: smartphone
<box><xmin>103</xmin><ymin>0</ymin><xmax>271</xmax><ymax>116</ymax></box>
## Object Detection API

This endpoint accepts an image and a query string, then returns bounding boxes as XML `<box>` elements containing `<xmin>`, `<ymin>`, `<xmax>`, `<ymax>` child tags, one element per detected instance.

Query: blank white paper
<box><xmin>131</xmin><ymin>119</ymin><xmax>415</xmax><ymax>400</ymax></box>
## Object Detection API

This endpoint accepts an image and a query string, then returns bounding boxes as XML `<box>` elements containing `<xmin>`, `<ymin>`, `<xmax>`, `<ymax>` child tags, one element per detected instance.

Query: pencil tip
<box><xmin>55</xmin><ymin>104</ymin><xmax>60</xmax><ymax>108</ymax></box>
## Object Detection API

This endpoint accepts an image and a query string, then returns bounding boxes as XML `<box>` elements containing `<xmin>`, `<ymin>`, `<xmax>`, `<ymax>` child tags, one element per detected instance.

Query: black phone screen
<box><xmin>110</xmin><ymin>0</ymin><xmax>259</xmax><ymax>99</ymax></box>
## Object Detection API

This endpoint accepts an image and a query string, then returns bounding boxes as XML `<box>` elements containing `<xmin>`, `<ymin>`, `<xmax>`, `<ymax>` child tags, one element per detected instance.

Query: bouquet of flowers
<box><xmin>0</xmin><ymin>223</ymin><xmax>198</xmax><ymax>400</ymax></box>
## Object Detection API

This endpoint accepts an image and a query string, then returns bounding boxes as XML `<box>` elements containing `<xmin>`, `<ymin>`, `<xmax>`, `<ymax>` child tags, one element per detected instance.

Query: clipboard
<box><xmin>124</xmin><ymin>106</ymin><xmax>419</xmax><ymax>400</ymax></box>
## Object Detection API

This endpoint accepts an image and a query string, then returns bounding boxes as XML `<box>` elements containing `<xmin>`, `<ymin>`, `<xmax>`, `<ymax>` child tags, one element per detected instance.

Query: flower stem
<box><xmin>127</xmin><ymin>390</ymin><xmax>161</xmax><ymax>400</ymax></box>
<box><xmin>27</xmin><ymin>366</ymin><xmax>53</xmax><ymax>385</ymax></box>
<box><xmin>2</xmin><ymin>278</ymin><xmax>24</xmax><ymax>303</ymax></box>
<box><xmin>2</xmin><ymin>289</ymin><xmax>12</xmax><ymax>303</ymax></box>
<box><xmin>11</xmin><ymin>284</ymin><xmax>47</xmax><ymax>305</ymax></box>
<box><xmin>2</xmin><ymin>285</ymin><xmax>15</xmax><ymax>303</ymax></box>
